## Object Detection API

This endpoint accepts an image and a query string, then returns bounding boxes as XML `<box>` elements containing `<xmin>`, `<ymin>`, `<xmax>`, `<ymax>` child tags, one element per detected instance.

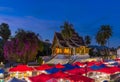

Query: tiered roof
<box><xmin>55</xmin><ymin>32</ymin><xmax>85</xmax><ymax>47</ymax></box>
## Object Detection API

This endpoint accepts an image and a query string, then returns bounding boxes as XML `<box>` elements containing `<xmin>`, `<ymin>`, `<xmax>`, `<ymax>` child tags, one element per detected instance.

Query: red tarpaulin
<box><xmin>87</xmin><ymin>61</ymin><xmax>100</xmax><ymax>67</ymax></box>
<box><xmin>66</xmin><ymin>68</ymin><xmax>84</xmax><ymax>75</ymax></box>
<box><xmin>115</xmin><ymin>58</ymin><xmax>120</xmax><ymax>61</ymax></box>
<box><xmin>73</xmin><ymin>61</ymin><xmax>103</xmax><ymax>67</ymax></box>
<box><xmin>66</xmin><ymin>68</ymin><xmax>92</xmax><ymax>75</ymax></box>
<box><xmin>73</xmin><ymin>62</ymin><xmax>85</xmax><ymax>67</ymax></box>
<box><xmin>29</xmin><ymin>73</ymin><xmax>52</xmax><ymax>82</ymax></box>
<box><xmin>66</xmin><ymin>75</ymin><xmax>95</xmax><ymax>82</ymax></box>
<box><xmin>35</xmin><ymin>64</ymin><xmax>53</xmax><ymax>70</ymax></box>
<box><xmin>9</xmin><ymin>65</ymin><xmax>33</xmax><ymax>72</ymax></box>
<box><xmin>55</xmin><ymin>63</ymin><xmax>64</xmax><ymax>68</ymax></box>
<box><xmin>96</xmin><ymin>67</ymin><xmax>120</xmax><ymax>74</ymax></box>
<box><xmin>51</xmin><ymin>71</ymin><xmax>69</xmax><ymax>78</ymax></box>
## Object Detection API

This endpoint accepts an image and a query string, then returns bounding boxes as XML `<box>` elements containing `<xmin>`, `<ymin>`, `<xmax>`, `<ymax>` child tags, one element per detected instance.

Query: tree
<box><xmin>0</xmin><ymin>23</ymin><xmax>11</xmax><ymax>43</ymax></box>
<box><xmin>95</xmin><ymin>25</ymin><xmax>112</xmax><ymax>59</ymax></box>
<box><xmin>60</xmin><ymin>22</ymin><xmax>74</xmax><ymax>39</ymax></box>
<box><xmin>0</xmin><ymin>23</ymin><xmax>11</xmax><ymax>62</ymax></box>
<box><xmin>96</xmin><ymin>25</ymin><xmax>112</xmax><ymax>46</ymax></box>
<box><xmin>0</xmin><ymin>39</ymin><xmax>4</xmax><ymax>62</ymax></box>
<box><xmin>4</xmin><ymin>29</ymin><xmax>43</xmax><ymax>64</ymax></box>
<box><xmin>85</xmin><ymin>35</ymin><xmax>91</xmax><ymax>46</ymax></box>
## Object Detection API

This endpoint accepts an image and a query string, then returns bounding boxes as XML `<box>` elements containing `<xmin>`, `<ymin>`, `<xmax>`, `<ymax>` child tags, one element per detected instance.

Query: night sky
<box><xmin>0</xmin><ymin>0</ymin><xmax>120</xmax><ymax>47</ymax></box>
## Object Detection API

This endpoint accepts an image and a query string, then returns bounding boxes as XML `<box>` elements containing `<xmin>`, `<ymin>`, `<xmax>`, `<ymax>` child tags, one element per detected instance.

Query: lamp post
<box><xmin>84</xmin><ymin>62</ymin><xmax>88</xmax><ymax>77</ymax></box>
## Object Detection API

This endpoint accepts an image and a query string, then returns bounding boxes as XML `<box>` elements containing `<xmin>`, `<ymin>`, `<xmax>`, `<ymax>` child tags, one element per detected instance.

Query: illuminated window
<box><xmin>64</xmin><ymin>48</ymin><xmax>71</xmax><ymax>54</ymax></box>
<box><xmin>85</xmin><ymin>48</ymin><xmax>89</xmax><ymax>53</ymax></box>
<box><xmin>55</xmin><ymin>48</ymin><xmax>62</xmax><ymax>54</ymax></box>
<box><xmin>76</xmin><ymin>48</ymin><xmax>80</xmax><ymax>53</ymax></box>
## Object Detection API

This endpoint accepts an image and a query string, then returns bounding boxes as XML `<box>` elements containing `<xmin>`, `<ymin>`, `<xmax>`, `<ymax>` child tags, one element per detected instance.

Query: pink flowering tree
<box><xmin>4</xmin><ymin>29</ymin><xmax>41</xmax><ymax>64</ymax></box>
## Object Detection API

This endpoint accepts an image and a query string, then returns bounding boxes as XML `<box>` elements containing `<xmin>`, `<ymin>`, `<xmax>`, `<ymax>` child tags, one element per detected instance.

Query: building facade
<box><xmin>51</xmin><ymin>32</ymin><xmax>89</xmax><ymax>55</ymax></box>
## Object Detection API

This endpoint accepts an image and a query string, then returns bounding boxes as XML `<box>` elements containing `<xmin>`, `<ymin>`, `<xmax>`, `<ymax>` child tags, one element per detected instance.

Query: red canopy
<box><xmin>87</xmin><ymin>61</ymin><xmax>99</xmax><ymax>67</ymax></box>
<box><xmin>51</xmin><ymin>71</ymin><xmax>69</xmax><ymax>78</ymax></box>
<box><xmin>29</xmin><ymin>73</ymin><xmax>52</xmax><ymax>82</ymax></box>
<box><xmin>96</xmin><ymin>67</ymin><xmax>120</xmax><ymax>74</ymax></box>
<box><xmin>9</xmin><ymin>65</ymin><xmax>33</xmax><ymax>72</ymax></box>
<box><xmin>35</xmin><ymin>64</ymin><xmax>53</xmax><ymax>70</ymax></box>
<box><xmin>73</xmin><ymin>62</ymin><xmax>85</xmax><ymax>67</ymax></box>
<box><xmin>66</xmin><ymin>75</ymin><xmax>95</xmax><ymax>82</ymax></box>
<box><xmin>55</xmin><ymin>63</ymin><xmax>64</xmax><ymax>68</ymax></box>
<box><xmin>115</xmin><ymin>58</ymin><xmax>120</xmax><ymax>61</ymax></box>
<box><xmin>66</xmin><ymin>68</ymin><xmax>92</xmax><ymax>75</ymax></box>
<box><xmin>66</xmin><ymin>68</ymin><xmax>84</xmax><ymax>75</ymax></box>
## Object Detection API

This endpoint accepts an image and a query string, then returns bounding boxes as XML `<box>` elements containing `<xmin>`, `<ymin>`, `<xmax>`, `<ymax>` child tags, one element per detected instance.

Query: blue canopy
<box><xmin>61</xmin><ymin>63</ymin><xmax>76</xmax><ymax>71</ymax></box>
<box><xmin>74</xmin><ymin>65</ymin><xmax>81</xmax><ymax>68</ymax></box>
<box><xmin>99</xmin><ymin>64</ymin><xmax>107</xmax><ymax>68</ymax></box>
<box><xmin>61</xmin><ymin>67</ymin><xmax>73</xmax><ymax>71</ymax></box>
<box><xmin>63</xmin><ymin>63</ymin><xmax>74</xmax><ymax>67</ymax></box>
<box><xmin>9</xmin><ymin>77</ymin><xmax>26</xmax><ymax>82</ymax></box>
<box><xmin>90</xmin><ymin>65</ymin><xmax>101</xmax><ymax>70</ymax></box>
<box><xmin>0</xmin><ymin>69</ymin><xmax>4</xmax><ymax>73</ymax></box>
<box><xmin>103</xmin><ymin>80</ymin><xmax>108</xmax><ymax>82</ymax></box>
<box><xmin>111</xmin><ymin>62</ymin><xmax>118</xmax><ymax>65</ymax></box>
<box><xmin>45</xmin><ymin>67</ymin><xmax>59</xmax><ymax>74</ymax></box>
<box><xmin>64</xmin><ymin>63</ymin><xmax>78</xmax><ymax>68</ymax></box>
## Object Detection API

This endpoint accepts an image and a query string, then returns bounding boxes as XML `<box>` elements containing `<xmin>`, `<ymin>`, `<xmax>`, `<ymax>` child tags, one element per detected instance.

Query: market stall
<box><xmin>34</xmin><ymin>64</ymin><xmax>53</xmax><ymax>75</ymax></box>
<box><xmin>0</xmin><ymin>68</ymin><xmax>4</xmax><ymax>82</ymax></box>
<box><xmin>9</xmin><ymin>65</ymin><xmax>34</xmax><ymax>79</ymax></box>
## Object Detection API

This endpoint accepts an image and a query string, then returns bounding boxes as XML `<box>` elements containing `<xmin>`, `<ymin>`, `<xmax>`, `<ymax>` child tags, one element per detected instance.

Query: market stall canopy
<box><xmin>87</xmin><ymin>61</ymin><xmax>103</xmax><ymax>67</ymax></box>
<box><xmin>55</xmin><ymin>63</ymin><xmax>64</xmax><ymax>69</ymax></box>
<box><xmin>35</xmin><ymin>64</ymin><xmax>53</xmax><ymax>70</ymax></box>
<box><xmin>66</xmin><ymin>68</ymin><xmax>84</xmax><ymax>75</ymax></box>
<box><xmin>61</xmin><ymin>63</ymin><xmax>76</xmax><ymax>71</ymax></box>
<box><xmin>96</xmin><ymin>67</ymin><xmax>120</xmax><ymax>74</ymax></box>
<box><xmin>29</xmin><ymin>73</ymin><xmax>52</xmax><ymax>82</ymax></box>
<box><xmin>90</xmin><ymin>65</ymin><xmax>101</xmax><ymax>70</ymax></box>
<box><xmin>46</xmin><ymin>67</ymin><xmax>60</xmax><ymax>74</ymax></box>
<box><xmin>67</xmin><ymin>75</ymin><xmax>95</xmax><ymax>82</ymax></box>
<box><xmin>9</xmin><ymin>65</ymin><xmax>34</xmax><ymax>72</ymax></box>
<box><xmin>51</xmin><ymin>71</ymin><xmax>69</xmax><ymax>78</ymax></box>
<box><xmin>8</xmin><ymin>77</ymin><xmax>27</xmax><ymax>82</ymax></box>
<box><xmin>46</xmin><ymin>78</ymin><xmax>57</xmax><ymax>82</ymax></box>
<box><xmin>0</xmin><ymin>68</ymin><xmax>4</xmax><ymax>73</ymax></box>
<box><xmin>73</xmin><ymin>62</ymin><xmax>85</xmax><ymax>67</ymax></box>
<box><xmin>98</xmin><ymin>64</ymin><xmax>107</xmax><ymax>69</ymax></box>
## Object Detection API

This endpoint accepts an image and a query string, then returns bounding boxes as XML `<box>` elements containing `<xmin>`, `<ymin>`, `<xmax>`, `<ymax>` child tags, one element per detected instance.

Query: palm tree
<box><xmin>60</xmin><ymin>22</ymin><xmax>74</xmax><ymax>39</ymax></box>
<box><xmin>85</xmin><ymin>35</ymin><xmax>91</xmax><ymax>46</ymax></box>
<box><xmin>0</xmin><ymin>23</ymin><xmax>11</xmax><ymax>43</ymax></box>
<box><xmin>0</xmin><ymin>23</ymin><xmax>11</xmax><ymax>62</ymax></box>
<box><xmin>96</xmin><ymin>25</ymin><xmax>112</xmax><ymax>59</ymax></box>
<box><xmin>96</xmin><ymin>25</ymin><xmax>112</xmax><ymax>46</ymax></box>
<box><xmin>96</xmin><ymin>32</ymin><xmax>107</xmax><ymax>46</ymax></box>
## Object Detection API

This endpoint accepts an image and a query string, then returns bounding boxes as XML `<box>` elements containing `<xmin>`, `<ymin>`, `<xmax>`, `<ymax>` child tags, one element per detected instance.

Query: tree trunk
<box><xmin>25</xmin><ymin>52</ymin><xmax>29</xmax><ymax>64</ymax></box>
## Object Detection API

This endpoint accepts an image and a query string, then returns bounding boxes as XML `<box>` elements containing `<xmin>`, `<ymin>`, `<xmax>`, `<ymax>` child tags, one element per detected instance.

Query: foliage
<box><xmin>0</xmin><ymin>23</ymin><xmax>11</xmax><ymax>43</ymax></box>
<box><xmin>60</xmin><ymin>22</ymin><xmax>75</xmax><ymax>39</ymax></box>
<box><xmin>3</xmin><ymin>29</ymin><xmax>42</xmax><ymax>64</ymax></box>
<box><xmin>85</xmin><ymin>35</ymin><xmax>91</xmax><ymax>46</ymax></box>
<box><xmin>38</xmin><ymin>40</ymin><xmax>44</xmax><ymax>52</ymax></box>
<box><xmin>37</xmin><ymin>57</ymin><xmax>43</xmax><ymax>65</ymax></box>
<box><xmin>0</xmin><ymin>39</ymin><xmax>3</xmax><ymax>54</ymax></box>
<box><xmin>96</xmin><ymin>25</ymin><xmax>112</xmax><ymax>46</ymax></box>
<box><xmin>95</xmin><ymin>25</ymin><xmax>112</xmax><ymax>59</ymax></box>
<box><xmin>43</xmin><ymin>42</ymin><xmax>52</xmax><ymax>56</ymax></box>
<box><xmin>0</xmin><ymin>39</ymin><xmax>4</xmax><ymax>62</ymax></box>
<box><xmin>0</xmin><ymin>23</ymin><xmax>11</xmax><ymax>62</ymax></box>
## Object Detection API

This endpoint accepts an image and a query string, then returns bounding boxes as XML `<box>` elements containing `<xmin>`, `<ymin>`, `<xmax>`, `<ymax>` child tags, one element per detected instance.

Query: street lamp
<box><xmin>84</xmin><ymin>62</ymin><xmax>88</xmax><ymax>77</ymax></box>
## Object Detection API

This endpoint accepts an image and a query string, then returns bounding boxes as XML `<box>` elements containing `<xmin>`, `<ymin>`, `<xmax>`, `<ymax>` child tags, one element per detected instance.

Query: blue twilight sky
<box><xmin>0</xmin><ymin>0</ymin><xmax>120</xmax><ymax>47</ymax></box>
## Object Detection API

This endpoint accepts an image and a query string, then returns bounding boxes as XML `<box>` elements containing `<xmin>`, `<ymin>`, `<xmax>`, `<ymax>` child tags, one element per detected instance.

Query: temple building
<box><xmin>51</xmin><ymin>31</ymin><xmax>90</xmax><ymax>55</ymax></box>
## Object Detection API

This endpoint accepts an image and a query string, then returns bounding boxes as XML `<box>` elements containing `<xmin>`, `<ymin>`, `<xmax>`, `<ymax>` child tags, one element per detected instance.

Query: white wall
<box><xmin>117</xmin><ymin>49</ymin><xmax>120</xmax><ymax>57</ymax></box>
